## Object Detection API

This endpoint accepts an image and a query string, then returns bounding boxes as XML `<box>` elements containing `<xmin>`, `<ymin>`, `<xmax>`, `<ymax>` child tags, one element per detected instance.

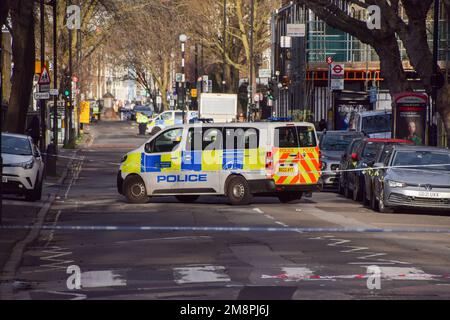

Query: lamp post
<box><xmin>431</xmin><ymin>0</ymin><xmax>440</xmax><ymax>146</ymax></box>
<box><xmin>39</xmin><ymin>0</ymin><xmax>47</xmax><ymax>153</ymax></box>
<box><xmin>222</xmin><ymin>0</ymin><xmax>227</xmax><ymax>93</ymax></box>
<box><xmin>247</xmin><ymin>0</ymin><xmax>255</xmax><ymax>122</ymax></box>
<box><xmin>0</xmin><ymin>26</ymin><xmax>4</xmax><ymax>224</ymax></box>
<box><xmin>179</xmin><ymin>34</ymin><xmax>187</xmax><ymax>123</ymax></box>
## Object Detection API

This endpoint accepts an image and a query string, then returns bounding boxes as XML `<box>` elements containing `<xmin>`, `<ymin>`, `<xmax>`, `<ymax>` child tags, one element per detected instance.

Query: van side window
<box><xmin>186</xmin><ymin>128</ymin><xmax>223</xmax><ymax>151</ymax></box>
<box><xmin>275</xmin><ymin>127</ymin><xmax>298</xmax><ymax>148</ymax></box>
<box><xmin>175</xmin><ymin>112</ymin><xmax>183</xmax><ymax>122</ymax></box>
<box><xmin>161</xmin><ymin>112</ymin><xmax>172</xmax><ymax>121</ymax></box>
<box><xmin>224</xmin><ymin>128</ymin><xmax>259</xmax><ymax>150</ymax></box>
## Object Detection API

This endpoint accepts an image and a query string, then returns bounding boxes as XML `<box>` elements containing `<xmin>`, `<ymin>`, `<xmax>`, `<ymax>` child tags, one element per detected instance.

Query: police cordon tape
<box><xmin>2</xmin><ymin>224</ymin><xmax>450</xmax><ymax>234</ymax></box>
<box><xmin>41</xmin><ymin>152</ymin><xmax>450</xmax><ymax>175</ymax></box>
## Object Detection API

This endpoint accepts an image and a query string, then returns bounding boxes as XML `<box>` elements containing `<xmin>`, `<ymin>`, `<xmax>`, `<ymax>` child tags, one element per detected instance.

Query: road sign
<box><xmin>34</xmin><ymin>92</ymin><xmax>50</xmax><ymax>100</ymax></box>
<box><xmin>38</xmin><ymin>65</ymin><xmax>51</xmax><ymax>85</ymax></box>
<box><xmin>80</xmin><ymin>101</ymin><xmax>90</xmax><ymax>124</ymax></box>
<box><xmin>331</xmin><ymin>79</ymin><xmax>344</xmax><ymax>91</ymax></box>
<box><xmin>369</xmin><ymin>87</ymin><xmax>378</xmax><ymax>103</ymax></box>
<box><xmin>49</xmin><ymin>89</ymin><xmax>59</xmax><ymax>96</ymax></box>
<box><xmin>326</xmin><ymin>56</ymin><xmax>334</xmax><ymax>65</ymax></box>
<box><xmin>286</xmin><ymin>24</ymin><xmax>305</xmax><ymax>37</ymax></box>
<box><xmin>156</xmin><ymin>96</ymin><xmax>162</xmax><ymax>104</ymax></box>
<box><xmin>331</xmin><ymin>64</ymin><xmax>344</xmax><ymax>77</ymax></box>
<box><xmin>280</xmin><ymin>36</ymin><xmax>292</xmax><ymax>48</ymax></box>
<box><xmin>258</xmin><ymin>69</ymin><xmax>271</xmax><ymax>78</ymax></box>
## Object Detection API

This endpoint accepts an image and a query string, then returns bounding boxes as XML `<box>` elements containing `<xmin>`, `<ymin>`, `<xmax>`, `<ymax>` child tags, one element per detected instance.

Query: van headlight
<box><xmin>387</xmin><ymin>180</ymin><xmax>406</xmax><ymax>188</ymax></box>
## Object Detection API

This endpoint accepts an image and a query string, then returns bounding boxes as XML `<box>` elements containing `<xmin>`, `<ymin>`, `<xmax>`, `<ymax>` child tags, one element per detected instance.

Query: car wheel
<box><xmin>377</xmin><ymin>187</ymin><xmax>391</xmax><ymax>213</ymax></box>
<box><xmin>25</xmin><ymin>178</ymin><xmax>42</xmax><ymax>202</ymax></box>
<box><xmin>150</xmin><ymin>127</ymin><xmax>161</xmax><ymax>136</ymax></box>
<box><xmin>124</xmin><ymin>175</ymin><xmax>148</xmax><ymax>204</ymax></box>
<box><xmin>278</xmin><ymin>192</ymin><xmax>303</xmax><ymax>204</ymax></box>
<box><xmin>227</xmin><ymin>176</ymin><xmax>252</xmax><ymax>206</ymax></box>
<box><xmin>175</xmin><ymin>195</ymin><xmax>200</xmax><ymax>203</ymax></box>
<box><xmin>344</xmin><ymin>184</ymin><xmax>352</xmax><ymax>199</ymax></box>
<box><xmin>362</xmin><ymin>185</ymin><xmax>370</xmax><ymax>206</ymax></box>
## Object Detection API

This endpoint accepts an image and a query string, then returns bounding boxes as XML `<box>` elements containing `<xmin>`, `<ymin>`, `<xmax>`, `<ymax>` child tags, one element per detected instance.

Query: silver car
<box><xmin>372</xmin><ymin>145</ymin><xmax>450</xmax><ymax>212</ymax></box>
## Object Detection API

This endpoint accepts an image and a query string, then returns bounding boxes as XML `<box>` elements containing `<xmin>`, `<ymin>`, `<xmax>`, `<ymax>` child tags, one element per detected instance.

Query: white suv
<box><xmin>1</xmin><ymin>133</ymin><xmax>45</xmax><ymax>201</ymax></box>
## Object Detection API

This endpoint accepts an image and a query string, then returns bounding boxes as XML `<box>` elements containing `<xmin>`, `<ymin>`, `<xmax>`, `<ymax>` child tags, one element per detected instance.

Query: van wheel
<box><xmin>150</xmin><ymin>127</ymin><xmax>161</xmax><ymax>136</ymax></box>
<box><xmin>124</xmin><ymin>175</ymin><xmax>148</xmax><ymax>204</ymax></box>
<box><xmin>175</xmin><ymin>195</ymin><xmax>200</xmax><ymax>203</ymax></box>
<box><xmin>278</xmin><ymin>192</ymin><xmax>303</xmax><ymax>204</ymax></box>
<box><xmin>227</xmin><ymin>176</ymin><xmax>252</xmax><ymax>206</ymax></box>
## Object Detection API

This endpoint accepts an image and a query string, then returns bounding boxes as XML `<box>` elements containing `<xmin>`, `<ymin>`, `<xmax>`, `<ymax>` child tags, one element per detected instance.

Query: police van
<box><xmin>146</xmin><ymin>110</ymin><xmax>198</xmax><ymax>135</ymax></box>
<box><xmin>118</xmin><ymin>122</ymin><xmax>322</xmax><ymax>205</ymax></box>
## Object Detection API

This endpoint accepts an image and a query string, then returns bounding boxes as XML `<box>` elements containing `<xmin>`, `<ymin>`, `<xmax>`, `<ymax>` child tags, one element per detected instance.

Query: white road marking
<box><xmin>367</xmin><ymin>267</ymin><xmax>436</xmax><ymax>281</ymax></box>
<box><xmin>253</xmin><ymin>208</ymin><xmax>264</xmax><ymax>214</ymax></box>
<box><xmin>2</xmin><ymin>200</ymin><xmax>44</xmax><ymax>207</ymax></box>
<box><xmin>114</xmin><ymin>236</ymin><xmax>211</xmax><ymax>245</ymax></box>
<box><xmin>275</xmin><ymin>221</ymin><xmax>289</xmax><ymax>228</ymax></box>
<box><xmin>173</xmin><ymin>265</ymin><xmax>231</xmax><ymax>284</ymax></box>
<box><xmin>44</xmin><ymin>210</ymin><xmax>62</xmax><ymax>247</ymax></box>
<box><xmin>36</xmin><ymin>290</ymin><xmax>87</xmax><ymax>300</ymax></box>
<box><xmin>81</xmin><ymin>270</ymin><xmax>127</xmax><ymax>288</ymax></box>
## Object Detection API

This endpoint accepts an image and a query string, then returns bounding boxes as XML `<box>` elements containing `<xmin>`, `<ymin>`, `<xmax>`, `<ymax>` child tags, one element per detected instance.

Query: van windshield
<box><xmin>275</xmin><ymin>126</ymin><xmax>317</xmax><ymax>148</ymax></box>
<box><xmin>362</xmin><ymin>114</ymin><xmax>392</xmax><ymax>134</ymax></box>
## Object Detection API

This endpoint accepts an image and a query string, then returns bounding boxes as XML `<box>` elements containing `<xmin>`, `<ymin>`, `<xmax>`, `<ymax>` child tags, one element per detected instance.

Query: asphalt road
<box><xmin>6</xmin><ymin>121</ymin><xmax>450</xmax><ymax>300</ymax></box>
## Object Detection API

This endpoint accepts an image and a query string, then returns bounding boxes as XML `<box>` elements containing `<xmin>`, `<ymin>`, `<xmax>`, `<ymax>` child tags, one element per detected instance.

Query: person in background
<box><xmin>26</xmin><ymin>115</ymin><xmax>41</xmax><ymax>145</ymax></box>
<box><xmin>136</xmin><ymin>112</ymin><xmax>149</xmax><ymax>136</ymax></box>
<box><xmin>318</xmin><ymin>119</ymin><xmax>327</xmax><ymax>131</ymax></box>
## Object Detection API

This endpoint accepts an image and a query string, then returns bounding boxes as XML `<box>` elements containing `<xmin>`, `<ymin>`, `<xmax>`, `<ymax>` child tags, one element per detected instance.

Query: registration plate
<box><xmin>278</xmin><ymin>165</ymin><xmax>298</xmax><ymax>176</ymax></box>
<box><xmin>2</xmin><ymin>176</ymin><xmax>7</xmax><ymax>183</ymax></box>
<box><xmin>417</xmin><ymin>191</ymin><xmax>442</xmax><ymax>198</ymax></box>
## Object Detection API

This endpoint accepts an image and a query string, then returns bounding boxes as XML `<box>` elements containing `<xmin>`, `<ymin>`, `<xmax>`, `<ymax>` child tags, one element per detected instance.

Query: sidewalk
<box><xmin>0</xmin><ymin>133</ymin><xmax>91</xmax><ymax>283</ymax></box>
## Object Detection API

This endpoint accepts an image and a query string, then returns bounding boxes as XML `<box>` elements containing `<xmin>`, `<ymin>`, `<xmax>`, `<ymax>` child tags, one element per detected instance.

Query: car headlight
<box><xmin>387</xmin><ymin>180</ymin><xmax>406</xmax><ymax>188</ymax></box>
<box><xmin>11</xmin><ymin>159</ymin><xmax>34</xmax><ymax>169</ymax></box>
<box><xmin>121</xmin><ymin>155</ymin><xmax>128</xmax><ymax>163</ymax></box>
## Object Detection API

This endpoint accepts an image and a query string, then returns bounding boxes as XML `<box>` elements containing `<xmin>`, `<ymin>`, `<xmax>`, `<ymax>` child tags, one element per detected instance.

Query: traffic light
<box><xmin>64</xmin><ymin>89</ymin><xmax>70</xmax><ymax>98</ymax></box>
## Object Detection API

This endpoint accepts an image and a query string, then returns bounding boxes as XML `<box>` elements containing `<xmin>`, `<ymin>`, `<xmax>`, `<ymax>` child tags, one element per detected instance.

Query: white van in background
<box><xmin>351</xmin><ymin>110</ymin><xmax>392</xmax><ymax>138</ymax></box>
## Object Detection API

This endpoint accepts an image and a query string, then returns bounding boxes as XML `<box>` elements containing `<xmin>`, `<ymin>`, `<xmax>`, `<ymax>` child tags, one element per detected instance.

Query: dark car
<box><xmin>338</xmin><ymin>137</ymin><xmax>363</xmax><ymax>195</ymax></box>
<box><xmin>340</xmin><ymin>138</ymin><xmax>413</xmax><ymax>201</ymax></box>
<box><xmin>319</xmin><ymin>130</ymin><xmax>365</xmax><ymax>188</ymax></box>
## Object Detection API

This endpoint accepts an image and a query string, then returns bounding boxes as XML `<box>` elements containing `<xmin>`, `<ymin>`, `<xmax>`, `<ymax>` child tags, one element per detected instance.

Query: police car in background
<box><xmin>146</xmin><ymin>110</ymin><xmax>198</xmax><ymax>136</ymax></box>
<box><xmin>118</xmin><ymin>122</ymin><xmax>322</xmax><ymax>205</ymax></box>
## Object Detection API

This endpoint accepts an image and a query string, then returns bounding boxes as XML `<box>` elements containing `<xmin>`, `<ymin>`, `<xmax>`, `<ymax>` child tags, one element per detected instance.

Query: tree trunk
<box><xmin>6</xmin><ymin>0</ymin><xmax>35</xmax><ymax>133</ymax></box>
<box><xmin>438</xmin><ymin>84</ymin><xmax>450</xmax><ymax>147</ymax></box>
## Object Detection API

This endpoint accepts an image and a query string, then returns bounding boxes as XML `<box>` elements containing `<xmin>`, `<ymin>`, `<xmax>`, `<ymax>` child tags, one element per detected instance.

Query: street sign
<box><xmin>326</xmin><ymin>56</ymin><xmax>334</xmax><ymax>65</ymax></box>
<box><xmin>34</xmin><ymin>92</ymin><xmax>50</xmax><ymax>100</ymax></box>
<box><xmin>331</xmin><ymin>64</ymin><xmax>344</xmax><ymax>77</ymax></box>
<box><xmin>286</xmin><ymin>24</ymin><xmax>306</xmax><ymax>37</ymax></box>
<box><xmin>331</xmin><ymin>79</ymin><xmax>344</xmax><ymax>91</ymax></box>
<box><xmin>280</xmin><ymin>36</ymin><xmax>292</xmax><ymax>48</ymax></box>
<box><xmin>369</xmin><ymin>87</ymin><xmax>378</xmax><ymax>103</ymax></box>
<box><xmin>258</xmin><ymin>69</ymin><xmax>271</xmax><ymax>78</ymax></box>
<box><xmin>49</xmin><ymin>89</ymin><xmax>59</xmax><ymax>96</ymax></box>
<box><xmin>38</xmin><ymin>65</ymin><xmax>51</xmax><ymax>85</ymax></box>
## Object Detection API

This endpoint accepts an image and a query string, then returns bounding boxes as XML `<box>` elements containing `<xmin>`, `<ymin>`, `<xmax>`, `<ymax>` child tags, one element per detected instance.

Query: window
<box><xmin>224</xmin><ymin>128</ymin><xmax>259</xmax><ymax>150</ymax></box>
<box><xmin>175</xmin><ymin>112</ymin><xmax>183</xmax><ymax>122</ymax></box>
<box><xmin>275</xmin><ymin>127</ymin><xmax>298</xmax><ymax>148</ymax></box>
<box><xmin>362</xmin><ymin>142</ymin><xmax>383</xmax><ymax>159</ymax></box>
<box><xmin>149</xmin><ymin>128</ymin><xmax>183</xmax><ymax>153</ymax></box>
<box><xmin>320</xmin><ymin>134</ymin><xmax>360</xmax><ymax>152</ymax></box>
<box><xmin>297</xmin><ymin>126</ymin><xmax>317</xmax><ymax>147</ymax></box>
<box><xmin>161</xmin><ymin>112</ymin><xmax>172</xmax><ymax>121</ymax></box>
<box><xmin>186</xmin><ymin>127</ymin><xmax>223</xmax><ymax>151</ymax></box>
<box><xmin>1</xmin><ymin>135</ymin><xmax>32</xmax><ymax>156</ymax></box>
<box><xmin>361</xmin><ymin>114</ymin><xmax>392</xmax><ymax>134</ymax></box>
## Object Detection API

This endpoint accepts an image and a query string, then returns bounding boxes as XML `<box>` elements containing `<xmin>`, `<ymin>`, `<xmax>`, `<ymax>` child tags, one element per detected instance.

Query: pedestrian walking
<box><xmin>26</xmin><ymin>115</ymin><xmax>41</xmax><ymax>145</ymax></box>
<box><xmin>136</xmin><ymin>112</ymin><xmax>149</xmax><ymax>135</ymax></box>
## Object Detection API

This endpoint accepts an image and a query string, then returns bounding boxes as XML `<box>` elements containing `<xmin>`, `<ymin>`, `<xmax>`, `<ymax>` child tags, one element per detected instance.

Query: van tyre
<box><xmin>124</xmin><ymin>175</ymin><xmax>148</xmax><ymax>204</ymax></box>
<box><xmin>227</xmin><ymin>176</ymin><xmax>252</xmax><ymax>206</ymax></box>
<box><xmin>278</xmin><ymin>192</ymin><xmax>303</xmax><ymax>204</ymax></box>
<box><xmin>175</xmin><ymin>195</ymin><xmax>200</xmax><ymax>203</ymax></box>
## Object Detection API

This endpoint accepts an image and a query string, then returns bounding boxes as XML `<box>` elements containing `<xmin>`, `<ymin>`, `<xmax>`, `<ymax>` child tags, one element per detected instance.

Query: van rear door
<box><xmin>273</xmin><ymin>125</ymin><xmax>320</xmax><ymax>185</ymax></box>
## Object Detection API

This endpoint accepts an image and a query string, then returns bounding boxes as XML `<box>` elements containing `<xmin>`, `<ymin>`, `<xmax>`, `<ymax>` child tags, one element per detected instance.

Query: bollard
<box><xmin>46</xmin><ymin>143</ymin><xmax>57</xmax><ymax>177</ymax></box>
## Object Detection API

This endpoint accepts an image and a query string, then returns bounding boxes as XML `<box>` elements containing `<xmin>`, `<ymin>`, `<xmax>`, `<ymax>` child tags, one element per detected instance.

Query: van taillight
<box><xmin>266</xmin><ymin>151</ymin><xmax>273</xmax><ymax>170</ymax></box>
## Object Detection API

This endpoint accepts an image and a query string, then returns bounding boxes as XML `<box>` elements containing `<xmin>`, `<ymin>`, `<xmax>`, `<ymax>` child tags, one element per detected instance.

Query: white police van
<box><xmin>118</xmin><ymin>122</ymin><xmax>322</xmax><ymax>205</ymax></box>
<box><xmin>146</xmin><ymin>110</ymin><xmax>198</xmax><ymax>135</ymax></box>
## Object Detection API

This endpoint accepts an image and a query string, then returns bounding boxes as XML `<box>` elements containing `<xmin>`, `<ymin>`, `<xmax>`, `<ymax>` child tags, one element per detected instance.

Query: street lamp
<box><xmin>179</xmin><ymin>34</ymin><xmax>187</xmax><ymax>123</ymax></box>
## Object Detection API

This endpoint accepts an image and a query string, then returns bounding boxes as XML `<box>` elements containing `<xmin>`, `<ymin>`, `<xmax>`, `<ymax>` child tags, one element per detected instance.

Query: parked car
<box><xmin>319</xmin><ymin>130</ymin><xmax>365</xmax><ymax>188</ymax></box>
<box><xmin>362</xmin><ymin>143</ymin><xmax>399</xmax><ymax>206</ymax></box>
<box><xmin>371</xmin><ymin>145</ymin><xmax>450</xmax><ymax>212</ymax></box>
<box><xmin>1</xmin><ymin>133</ymin><xmax>45</xmax><ymax>201</ymax></box>
<box><xmin>350</xmin><ymin>110</ymin><xmax>392</xmax><ymax>138</ymax></box>
<box><xmin>339</xmin><ymin>138</ymin><xmax>412</xmax><ymax>201</ymax></box>
<box><xmin>133</xmin><ymin>105</ymin><xmax>153</xmax><ymax>118</ymax></box>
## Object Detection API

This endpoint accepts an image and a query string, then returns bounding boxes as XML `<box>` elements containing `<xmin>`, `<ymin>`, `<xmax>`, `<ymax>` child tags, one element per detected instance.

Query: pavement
<box><xmin>1</xmin><ymin>120</ymin><xmax>450</xmax><ymax>300</ymax></box>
